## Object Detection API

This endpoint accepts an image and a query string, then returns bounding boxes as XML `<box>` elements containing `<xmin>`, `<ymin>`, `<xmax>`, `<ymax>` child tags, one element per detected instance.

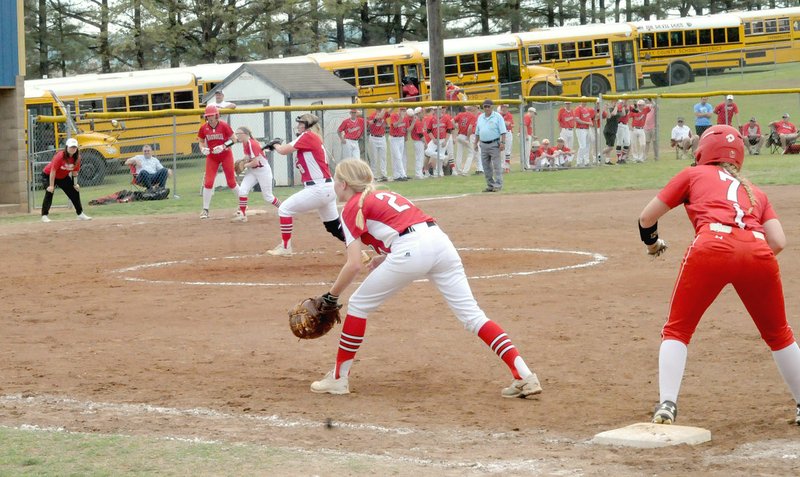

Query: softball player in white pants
<box><xmin>425</xmin><ymin>138</ymin><xmax>449</xmax><ymax>176</ymax></box>
<box><xmin>575</xmin><ymin>127</ymin><xmax>589</xmax><ymax>166</ymax></box>
<box><xmin>455</xmin><ymin>133</ymin><xmax>475</xmax><ymax>175</ymax></box>
<box><xmin>559</xmin><ymin>128</ymin><xmax>574</xmax><ymax>150</ymax></box>
<box><xmin>309</xmin><ymin>158</ymin><xmax>542</xmax><ymax>399</ymax></box>
<box><xmin>615</xmin><ymin>123</ymin><xmax>631</xmax><ymax>161</ymax></box>
<box><xmin>631</xmin><ymin>127</ymin><xmax>646</xmax><ymax>162</ymax></box>
<box><xmin>368</xmin><ymin>135</ymin><xmax>388</xmax><ymax>179</ymax></box>
<box><xmin>341</xmin><ymin>139</ymin><xmax>360</xmax><ymax>160</ymax></box>
<box><xmin>503</xmin><ymin>131</ymin><xmax>513</xmax><ymax>171</ymax></box>
<box><xmin>389</xmin><ymin>136</ymin><xmax>408</xmax><ymax>180</ymax></box>
<box><xmin>412</xmin><ymin>139</ymin><xmax>426</xmax><ymax>178</ymax></box>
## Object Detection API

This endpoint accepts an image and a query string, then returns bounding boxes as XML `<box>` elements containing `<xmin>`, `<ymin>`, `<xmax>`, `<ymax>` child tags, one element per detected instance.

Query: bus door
<box><xmin>397</xmin><ymin>63</ymin><xmax>423</xmax><ymax>100</ymax></box>
<box><xmin>496</xmin><ymin>50</ymin><xmax>522</xmax><ymax>99</ymax></box>
<box><xmin>612</xmin><ymin>40</ymin><xmax>637</xmax><ymax>92</ymax></box>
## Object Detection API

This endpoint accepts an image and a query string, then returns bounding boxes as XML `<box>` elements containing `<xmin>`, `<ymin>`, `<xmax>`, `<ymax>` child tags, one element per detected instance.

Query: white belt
<box><xmin>709</xmin><ymin>223</ymin><xmax>765</xmax><ymax>240</ymax></box>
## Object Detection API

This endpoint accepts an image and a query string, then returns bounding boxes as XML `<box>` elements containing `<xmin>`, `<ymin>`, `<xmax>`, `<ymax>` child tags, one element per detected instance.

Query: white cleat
<box><xmin>199</xmin><ymin>209</ymin><xmax>209</xmax><ymax>219</ymax></box>
<box><xmin>266</xmin><ymin>243</ymin><xmax>292</xmax><ymax>257</ymax></box>
<box><xmin>41</xmin><ymin>215</ymin><xmax>51</xmax><ymax>223</ymax></box>
<box><xmin>76</xmin><ymin>212</ymin><xmax>92</xmax><ymax>221</ymax></box>
<box><xmin>231</xmin><ymin>211</ymin><xmax>247</xmax><ymax>223</ymax></box>
<box><xmin>310</xmin><ymin>370</ymin><xmax>350</xmax><ymax>395</ymax></box>
<box><xmin>501</xmin><ymin>373</ymin><xmax>542</xmax><ymax>398</ymax></box>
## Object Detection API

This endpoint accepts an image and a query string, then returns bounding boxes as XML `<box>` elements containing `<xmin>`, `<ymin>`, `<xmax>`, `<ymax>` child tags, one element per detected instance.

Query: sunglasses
<box><xmin>483</xmin><ymin>105</ymin><xmax>492</xmax><ymax>109</ymax></box>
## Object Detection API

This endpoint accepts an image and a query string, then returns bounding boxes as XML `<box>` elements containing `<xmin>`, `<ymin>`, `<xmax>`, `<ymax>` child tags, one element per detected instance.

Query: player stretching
<box><xmin>266</xmin><ymin>114</ymin><xmax>344</xmax><ymax>256</ymax></box>
<box><xmin>198</xmin><ymin>104</ymin><xmax>240</xmax><ymax>219</ymax></box>
<box><xmin>308</xmin><ymin>158</ymin><xmax>542</xmax><ymax>398</ymax></box>
<box><xmin>639</xmin><ymin>125</ymin><xmax>800</xmax><ymax>425</ymax></box>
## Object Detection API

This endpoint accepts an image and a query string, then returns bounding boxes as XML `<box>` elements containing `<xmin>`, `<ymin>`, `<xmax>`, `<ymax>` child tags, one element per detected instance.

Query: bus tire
<box><xmin>650</xmin><ymin>73</ymin><xmax>668</xmax><ymax>87</ymax></box>
<box><xmin>667</xmin><ymin>63</ymin><xmax>692</xmax><ymax>85</ymax></box>
<box><xmin>580</xmin><ymin>74</ymin><xmax>610</xmax><ymax>96</ymax></box>
<box><xmin>78</xmin><ymin>151</ymin><xmax>107</xmax><ymax>186</ymax></box>
<box><xmin>530</xmin><ymin>82</ymin><xmax>559</xmax><ymax>97</ymax></box>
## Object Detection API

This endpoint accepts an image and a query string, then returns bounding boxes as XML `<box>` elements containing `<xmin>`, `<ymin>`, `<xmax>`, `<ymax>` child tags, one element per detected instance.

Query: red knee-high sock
<box><xmin>478</xmin><ymin>320</ymin><xmax>524</xmax><ymax>379</ymax></box>
<box><xmin>272</xmin><ymin>197</ymin><xmax>281</xmax><ymax>208</ymax></box>
<box><xmin>334</xmin><ymin>314</ymin><xmax>367</xmax><ymax>379</ymax></box>
<box><xmin>279</xmin><ymin>216</ymin><xmax>293</xmax><ymax>248</ymax></box>
<box><xmin>239</xmin><ymin>196</ymin><xmax>248</xmax><ymax>215</ymax></box>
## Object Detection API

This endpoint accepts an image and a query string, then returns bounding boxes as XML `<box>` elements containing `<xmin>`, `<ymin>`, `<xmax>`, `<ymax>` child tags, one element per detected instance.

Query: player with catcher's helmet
<box><xmin>198</xmin><ymin>104</ymin><xmax>239</xmax><ymax>219</ymax></box>
<box><xmin>304</xmin><ymin>158</ymin><xmax>543</xmax><ymax>398</ymax></box>
<box><xmin>265</xmin><ymin>113</ymin><xmax>344</xmax><ymax>256</ymax></box>
<box><xmin>638</xmin><ymin>124</ymin><xmax>800</xmax><ymax>426</ymax></box>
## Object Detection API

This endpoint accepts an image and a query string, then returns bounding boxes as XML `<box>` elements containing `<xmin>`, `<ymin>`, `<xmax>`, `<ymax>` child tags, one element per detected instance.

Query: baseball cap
<box><xmin>676</xmin><ymin>117</ymin><xmax>684</xmax><ymax>122</ymax></box>
<box><xmin>414</xmin><ymin>107</ymin><xmax>423</xmax><ymax>115</ymax></box>
<box><xmin>726</xmin><ymin>94</ymin><xmax>734</xmax><ymax>100</ymax></box>
<box><xmin>637</xmin><ymin>99</ymin><xmax>645</xmax><ymax>105</ymax></box>
<box><xmin>65</xmin><ymin>138</ymin><xmax>79</xmax><ymax>148</ymax></box>
<box><xmin>349</xmin><ymin>108</ymin><xmax>358</xmax><ymax>113</ymax></box>
<box><xmin>215</xmin><ymin>90</ymin><xmax>224</xmax><ymax>95</ymax></box>
<box><xmin>750</xmin><ymin>117</ymin><xmax>756</xmax><ymax>122</ymax></box>
<box><xmin>783</xmin><ymin>113</ymin><xmax>790</xmax><ymax>118</ymax></box>
<box><xmin>528</xmin><ymin>107</ymin><xmax>536</xmax><ymax>113</ymax></box>
<box><xmin>542</xmin><ymin>138</ymin><xmax>550</xmax><ymax>144</ymax></box>
<box><xmin>482</xmin><ymin>99</ymin><xmax>494</xmax><ymax>107</ymax></box>
<box><xmin>406</xmin><ymin>108</ymin><xmax>415</xmax><ymax>116</ymax></box>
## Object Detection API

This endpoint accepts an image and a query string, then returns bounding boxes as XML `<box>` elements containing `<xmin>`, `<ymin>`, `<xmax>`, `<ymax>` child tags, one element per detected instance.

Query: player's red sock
<box><xmin>272</xmin><ymin>197</ymin><xmax>281</xmax><ymax>208</ymax></box>
<box><xmin>478</xmin><ymin>320</ymin><xmax>522</xmax><ymax>379</ymax></box>
<box><xmin>238</xmin><ymin>196</ymin><xmax>248</xmax><ymax>215</ymax></box>
<box><xmin>279</xmin><ymin>216</ymin><xmax>293</xmax><ymax>248</ymax></box>
<box><xmin>334</xmin><ymin>314</ymin><xmax>367</xmax><ymax>379</ymax></box>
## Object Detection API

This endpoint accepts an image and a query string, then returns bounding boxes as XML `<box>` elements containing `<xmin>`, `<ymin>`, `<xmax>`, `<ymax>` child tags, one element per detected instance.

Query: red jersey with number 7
<box><xmin>340</xmin><ymin>190</ymin><xmax>434</xmax><ymax>254</ymax></box>
<box><xmin>657</xmin><ymin>164</ymin><xmax>776</xmax><ymax>233</ymax></box>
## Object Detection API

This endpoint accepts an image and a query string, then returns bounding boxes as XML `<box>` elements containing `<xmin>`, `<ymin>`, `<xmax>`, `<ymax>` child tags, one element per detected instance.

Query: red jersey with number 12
<box><xmin>340</xmin><ymin>190</ymin><xmax>434</xmax><ymax>254</ymax></box>
<box><xmin>657</xmin><ymin>165</ymin><xmax>776</xmax><ymax>233</ymax></box>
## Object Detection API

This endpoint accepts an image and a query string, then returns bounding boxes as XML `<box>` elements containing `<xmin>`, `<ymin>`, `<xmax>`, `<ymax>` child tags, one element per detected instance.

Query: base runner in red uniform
<box><xmin>198</xmin><ymin>104</ymin><xmax>240</xmax><ymax>219</ymax></box>
<box><xmin>307</xmin><ymin>159</ymin><xmax>542</xmax><ymax>398</ymax></box>
<box><xmin>638</xmin><ymin>125</ymin><xmax>800</xmax><ymax>425</ymax></box>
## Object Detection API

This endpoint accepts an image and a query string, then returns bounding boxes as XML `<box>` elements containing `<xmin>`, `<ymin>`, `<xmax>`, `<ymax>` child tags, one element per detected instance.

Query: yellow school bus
<box><xmin>410</xmin><ymin>34</ymin><xmax>563</xmax><ymax>99</ymax></box>
<box><xmin>734</xmin><ymin>7</ymin><xmax>800</xmax><ymax>66</ymax></box>
<box><xmin>516</xmin><ymin>24</ymin><xmax>641</xmax><ymax>96</ymax></box>
<box><xmin>633</xmin><ymin>15</ymin><xmax>745</xmax><ymax>86</ymax></box>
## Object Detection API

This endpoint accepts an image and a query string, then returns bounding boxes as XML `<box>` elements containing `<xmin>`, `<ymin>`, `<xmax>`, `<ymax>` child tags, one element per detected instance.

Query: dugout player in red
<box><xmin>40</xmin><ymin>137</ymin><xmax>92</xmax><ymax>222</ymax></box>
<box><xmin>308</xmin><ymin>158</ymin><xmax>542</xmax><ymax>398</ymax></box>
<box><xmin>266</xmin><ymin>113</ymin><xmax>344</xmax><ymax>256</ymax></box>
<box><xmin>638</xmin><ymin>125</ymin><xmax>800</xmax><ymax>426</ymax></box>
<box><xmin>198</xmin><ymin>104</ymin><xmax>240</xmax><ymax>219</ymax></box>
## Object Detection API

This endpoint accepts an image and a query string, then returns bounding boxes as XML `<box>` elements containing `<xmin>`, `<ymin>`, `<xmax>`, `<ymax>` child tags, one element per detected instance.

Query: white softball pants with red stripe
<box><xmin>347</xmin><ymin>224</ymin><xmax>489</xmax><ymax>334</ymax></box>
<box><xmin>238</xmin><ymin>166</ymin><xmax>276</xmax><ymax>203</ymax></box>
<box><xmin>278</xmin><ymin>182</ymin><xmax>339</xmax><ymax>222</ymax></box>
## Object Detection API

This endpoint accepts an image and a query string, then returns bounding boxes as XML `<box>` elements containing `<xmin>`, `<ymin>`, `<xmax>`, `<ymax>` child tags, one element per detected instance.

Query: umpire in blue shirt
<box><xmin>473</xmin><ymin>99</ymin><xmax>508</xmax><ymax>192</ymax></box>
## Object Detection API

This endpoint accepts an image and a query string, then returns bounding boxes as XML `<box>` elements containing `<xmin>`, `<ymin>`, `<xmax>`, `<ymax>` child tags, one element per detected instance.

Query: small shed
<box><xmin>206</xmin><ymin>61</ymin><xmax>357</xmax><ymax>186</ymax></box>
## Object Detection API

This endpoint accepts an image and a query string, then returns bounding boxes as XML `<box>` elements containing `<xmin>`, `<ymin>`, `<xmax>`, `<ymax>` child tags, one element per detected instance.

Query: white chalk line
<box><xmin>111</xmin><ymin>247</ymin><xmax>607</xmax><ymax>288</ymax></box>
<box><xmin>0</xmin><ymin>394</ymin><xmax>561</xmax><ymax>474</ymax></box>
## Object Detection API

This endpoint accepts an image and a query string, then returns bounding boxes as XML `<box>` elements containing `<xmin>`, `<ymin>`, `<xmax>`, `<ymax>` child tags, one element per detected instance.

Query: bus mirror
<box><xmin>111</xmin><ymin>119</ymin><xmax>126</xmax><ymax>130</ymax></box>
<box><xmin>606</xmin><ymin>59</ymin><xmax>612</xmax><ymax>66</ymax></box>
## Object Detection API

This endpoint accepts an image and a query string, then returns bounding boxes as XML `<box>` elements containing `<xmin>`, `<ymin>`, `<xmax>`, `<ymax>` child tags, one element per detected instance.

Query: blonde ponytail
<box><xmin>720</xmin><ymin>162</ymin><xmax>757</xmax><ymax>214</ymax></box>
<box><xmin>334</xmin><ymin>159</ymin><xmax>377</xmax><ymax>229</ymax></box>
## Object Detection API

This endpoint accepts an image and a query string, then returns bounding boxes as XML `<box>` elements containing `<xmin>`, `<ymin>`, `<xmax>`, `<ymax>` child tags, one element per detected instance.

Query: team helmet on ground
<box><xmin>694</xmin><ymin>124</ymin><xmax>744</xmax><ymax>169</ymax></box>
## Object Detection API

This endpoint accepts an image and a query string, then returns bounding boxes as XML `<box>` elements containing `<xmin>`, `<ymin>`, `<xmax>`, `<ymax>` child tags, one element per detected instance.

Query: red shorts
<box><xmin>662</xmin><ymin>223</ymin><xmax>794</xmax><ymax>351</ymax></box>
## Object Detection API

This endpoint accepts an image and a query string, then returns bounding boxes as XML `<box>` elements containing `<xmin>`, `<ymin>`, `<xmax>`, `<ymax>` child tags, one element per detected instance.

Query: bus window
<box><xmin>527</xmin><ymin>45</ymin><xmax>542</xmax><ymax>63</ymax></box>
<box><xmin>561</xmin><ymin>42</ymin><xmax>576</xmax><ymax>59</ymax></box>
<box><xmin>577</xmin><ymin>40</ymin><xmax>593</xmax><ymax>58</ymax></box>
<box><xmin>779</xmin><ymin>18</ymin><xmax>790</xmax><ymax>32</ymax></box>
<box><xmin>595</xmin><ymin>38</ymin><xmax>609</xmax><ymax>56</ymax></box>
<box><xmin>656</xmin><ymin>32</ymin><xmax>669</xmax><ymax>47</ymax></box>
<box><xmin>334</xmin><ymin>68</ymin><xmax>356</xmax><ymax>86</ymax></box>
<box><xmin>766</xmin><ymin>19</ymin><xmax>777</xmax><ymax>34</ymax></box>
<box><xmin>444</xmin><ymin>56</ymin><xmax>458</xmax><ymax>75</ymax></box>
<box><xmin>544</xmin><ymin>44</ymin><xmax>559</xmax><ymax>61</ymax></box>
<box><xmin>744</xmin><ymin>23</ymin><xmax>751</xmax><ymax>35</ymax></box>
<box><xmin>174</xmin><ymin>90</ymin><xmax>194</xmax><ymax>109</ymax></box>
<box><xmin>699</xmin><ymin>29</ymin><xmax>712</xmax><ymax>45</ymax></box>
<box><xmin>357</xmin><ymin>67</ymin><xmax>375</xmax><ymax>86</ymax></box>
<box><xmin>794</xmin><ymin>20</ymin><xmax>800</xmax><ymax>32</ymax></box>
<box><xmin>78</xmin><ymin>98</ymin><xmax>103</xmax><ymax>116</ymax></box>
<box><xmin>151</xmin><ymin>92</ymin><xmax>171</xmax><ymax>111</ymax></box>
<box><xmin>129</xmin><ymin>94</ymin><xmax>149</xmax><ymax>111</ymax></box>
<box><xmin>727</xmin><ymin>27</ymin><xmax>740</xmax><ymax>43</ymax></box>
<box><xmin>713</xmin><ymin>28</ymin><xmax>726</xmax><ymax>43</ymax></box>
<box><xmin>459</xmin><ymin>54</ymin><xmax>476</xmax><ymax>73</ymax></box>
<box><xmin>685</xmin><ymin>30</ymin><xmax>698</xmax><ymax>45</ymax></box>
<box><xmin>107</xmin><ymin>96</ymin><xmax>126</xmax><ymax>112</ymax></box>
<box><xmin>752</xmin><ymin>21</ymin><xmax>764</xmax><ymax>34</ymax></box>
<box><xmin>476</xmin><ymin>52</ymin><xmax>492</xmax><ymax>72</ymax></box>
<box><xmin>376</xmin><ymin>64</ymin><xmax>394</xmax><ymax>85</ymax></box>
<box><xmin>670</xmin><ymin>32</ymin><xmax>684</xmax><ymax>47</ymax></box>
<box><xmin>641</xmin><ymin>33</ymin><xmax>654</xmax><ymax>49</ymax></box>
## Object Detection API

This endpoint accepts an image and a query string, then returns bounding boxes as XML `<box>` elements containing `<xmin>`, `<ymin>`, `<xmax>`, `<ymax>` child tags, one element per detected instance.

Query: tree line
<box><xmin>24</xmin><ymin>0</ymin><xmax>795</xmax><ymax>79</ymax></box>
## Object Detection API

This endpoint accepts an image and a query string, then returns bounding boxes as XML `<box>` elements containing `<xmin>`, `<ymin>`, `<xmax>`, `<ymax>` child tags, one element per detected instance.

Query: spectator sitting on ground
<box><xmin>553</xmin><ymin>138</ymin><xmax>573</xmax><ymax>168</ymax></box>
<box><xmin>742</xmin><ymin>117</ymin><xmax>765</xmax><ymax>155</ymax></box>
<box><xmin>670</xmin><ymin>117</ymin><xmax>699</xmax><ymax>158</ymax></box>
<box><xmin>124</xmin><ymin>144</ymin><xmax>171</xmax><ymax>189</ymax></box>
<box><xmin>769</xmin><ymin>113</ymin><xmax>798</xmax><ymax>153</ymax></box>
<box><xmin>532</xmin><ymin>139</ymin><xmax>556</xmax><ymax>170</ymax></box>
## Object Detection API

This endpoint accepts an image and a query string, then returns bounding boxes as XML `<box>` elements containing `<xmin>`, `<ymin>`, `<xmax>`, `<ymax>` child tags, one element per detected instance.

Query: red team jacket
<box><xmin>43</xmin><ymin>150</ymin><xmax>81</xmax><ymax>179</ymax></box>
<box><xmin>340</xmin><ymin>190</ymin><xmax>434</xmax><ymax>254</ymax></box>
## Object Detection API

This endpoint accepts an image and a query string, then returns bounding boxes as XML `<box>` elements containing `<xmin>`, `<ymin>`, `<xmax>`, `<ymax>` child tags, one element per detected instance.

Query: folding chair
<box><xmin>766</xmin><ymin>129</ymin><xmax>783</xmax><ymax>154</ymax></box>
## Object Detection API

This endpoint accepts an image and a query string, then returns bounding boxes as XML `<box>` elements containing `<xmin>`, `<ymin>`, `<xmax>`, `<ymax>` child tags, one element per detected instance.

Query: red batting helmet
<box><xmin>694</xmin><ymin>124</ymin><xmax>744</xmax><ymax>169</ymax></box>
<box><xmin>204</xmin><ymin>104</ymin><xmax>220</xmax><ymax>117</ymax></box>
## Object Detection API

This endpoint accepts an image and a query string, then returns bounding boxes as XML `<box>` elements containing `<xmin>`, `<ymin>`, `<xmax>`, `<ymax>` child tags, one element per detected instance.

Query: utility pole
<box><xmin>426</xmin><ymin>0</ymin><xmax>445</xmax><ymax>101</ymax></box>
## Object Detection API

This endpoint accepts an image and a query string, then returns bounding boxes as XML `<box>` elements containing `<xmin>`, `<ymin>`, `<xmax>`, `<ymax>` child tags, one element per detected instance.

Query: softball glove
<box><xmin>288</xmin><ymin>293</ymin><xmax>342</xmax><ymax>339</ymax></box>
